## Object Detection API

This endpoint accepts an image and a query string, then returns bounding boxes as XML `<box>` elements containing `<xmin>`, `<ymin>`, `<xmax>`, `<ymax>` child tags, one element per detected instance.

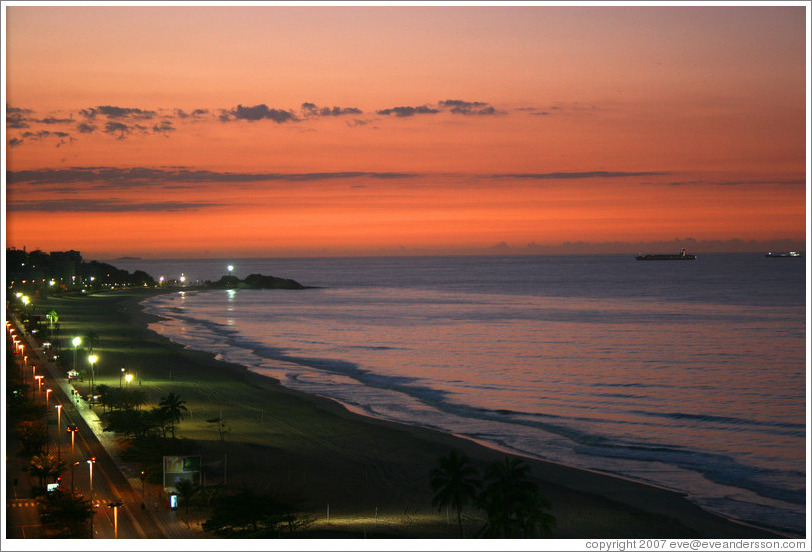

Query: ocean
<box><xmin>107</xmin><ymin>254</ymin><xmax>808</xmax><ymax>535</ymax></box>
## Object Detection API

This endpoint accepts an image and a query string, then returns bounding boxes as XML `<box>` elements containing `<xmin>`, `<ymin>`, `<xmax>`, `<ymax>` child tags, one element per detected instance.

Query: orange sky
<box><xmin>3</xmin><ymin>4</ymin><xmax>808</xmax><ymax>258</ymax></box>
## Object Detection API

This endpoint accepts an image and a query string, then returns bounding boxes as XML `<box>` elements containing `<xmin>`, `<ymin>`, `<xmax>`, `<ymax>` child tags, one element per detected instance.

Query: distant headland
<box><xmin>205</xmin><ymin>273</ymin><xmax>310</xmax><ymax>290</ymax></box>
<box><xmin>6</xmin><ymin>247</ymin><xmax>309</xmax><ymax>295</ymax></box>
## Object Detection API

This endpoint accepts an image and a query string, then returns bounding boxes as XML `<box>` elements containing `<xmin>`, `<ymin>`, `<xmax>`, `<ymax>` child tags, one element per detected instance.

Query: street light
<box><xmin>140</xmin><ymin>470</ymin><xmax>146</xmax><ymax>503</ymax></box>
<box><xmin>108</xmin><ymin>501</ymin><xmax>123</xmax><ymax>538</ymax></box>
<box><xmin>34</xmin><ymin>375</ymin><xmax>43</xmax><ymax>398</ymax></box>
<box><xmin>88</xmin><ymin>354</ymin><xmax>98</xmax><ymax>406</ymax></box>
<box><xmin>120</xmin><ymin>367</ymin><xmax>125</xmax><ymax>388</ymax></box>
<box><xmin>45</xmin><ymin>388</ymin><xmax>52</xmax><ymax>408</ymax></box>
<box><xmin>125</xmin><ymin>373</ymin><xmax>133</xmax><ymax>386</ymax></box>
<box><xmin>72</xmin><ymin>336</ymin><xmax>82</xmax><ymax>375</ymax></box>
<box><xmin>55</xmin><ymin>404</ymin><xmax>62</xmax><ymax>462</ymax></box>
<box><xmin>87</xmin><ymin>458</ymin><xmax>96</xmax><ymax>538</ymax></box>
<box><xmin>66</xmin><ymin>426</ymin><xmax>79</xmax><ymax>491</ymax></box>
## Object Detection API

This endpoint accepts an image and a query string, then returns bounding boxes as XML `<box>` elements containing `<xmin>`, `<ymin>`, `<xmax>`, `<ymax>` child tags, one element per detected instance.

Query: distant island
<box><xmin>204</xmin><ymin>273</ymin><xmax>311</xmax><ymax>290</ymax></box>
<box><xmin>115</xmin><ymin>256</ymin><xmax>142</xmax><ymax>260</ymax></box>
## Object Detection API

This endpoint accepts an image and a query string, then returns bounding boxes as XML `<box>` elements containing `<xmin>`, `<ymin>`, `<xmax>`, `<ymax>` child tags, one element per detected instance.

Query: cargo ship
<box><xmin>765</xmin><ymin>251</ymin><xmax>802</xmax><ymax>258</ymax></box>
<box><xmin>636</xmin><ymin>248</ymin><xmax>696</xmax><ymax>261</ymax></box>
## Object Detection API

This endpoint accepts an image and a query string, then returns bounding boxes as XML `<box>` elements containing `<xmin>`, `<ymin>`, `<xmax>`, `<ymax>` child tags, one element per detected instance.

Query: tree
<box><xmin>103</xmin><ymin>409</ymin><xmax>159</xmax><ymax>439</ymax></box>
<box><xmin>475</xmin><ymin>457</ymin><xmax>555</xmax><ymax>538</ymax></box>
<box><xmin>150</xmin><ymin>406</ymin><xmax>171</xmax><ymax>439</ymax></box>
<box><xmin>16</xmin><ymin>420</ymin><xmax>48</xmax><ymax>456</ymax></box>
<box><xmin>38</xmin><ymin>489</ymin><xmax>94</xmax><ymax>538</ymax></box>
<box><xmin>83</xmin><ymin>331</ymin><xmax>100</xmax><ymax>354</ymax></box>
<box><xmin>206</xmin><ymin>412</ymin><xmax>230</xmax><ymax>443</ymax></box>
<box><xmin>429</xmin><ymin>449</ymin><xmax>481</xmax><ymax>537</ymax></box>
<box><xmin>516</xmin><ymin>489</ymin><xmax>557</xmax><ymax>538</ymax></box>
<box><xmin>27</xmin><ymin>453</ymin><xmax>67</xmax><ymax>488</ymax></box>
<box><xmin>159</xmin><ymin>392</ymin><xmax>188</xmax><ymax>439</ymax></box>
<box><xmin>46</xmin><ymin>309</ymin><xmax>59</xmax><ymax>337</ymax></box>
<box><xmin>175</xmin><ymin>479</ymin><xmax>199</xmax><ymax>527</ymax></box>
<box><xmin>202</xmin><ymin>488</ymin><xmax>311</xmax><ymax>537</ymax></box>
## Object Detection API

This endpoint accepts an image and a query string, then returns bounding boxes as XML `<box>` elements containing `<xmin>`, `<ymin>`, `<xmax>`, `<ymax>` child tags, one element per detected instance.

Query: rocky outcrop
<box><xmin>205</xmin><ymin>274</ymin><xmax>309</xmax><ymax>290</ymax></box>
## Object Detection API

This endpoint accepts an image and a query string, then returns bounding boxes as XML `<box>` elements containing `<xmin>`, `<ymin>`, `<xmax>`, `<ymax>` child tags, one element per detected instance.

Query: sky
<box><xmin>3</xmin><ymin>3</ymin><xmax>809</xmax><ymax>259</ymax></box>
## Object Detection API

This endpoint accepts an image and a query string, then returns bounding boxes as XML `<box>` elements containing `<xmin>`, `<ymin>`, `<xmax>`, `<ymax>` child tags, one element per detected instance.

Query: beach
<box><xmin>41</xmin><ymin>287</ymin><xmax>783</xmax><ymax>539</ymax></box>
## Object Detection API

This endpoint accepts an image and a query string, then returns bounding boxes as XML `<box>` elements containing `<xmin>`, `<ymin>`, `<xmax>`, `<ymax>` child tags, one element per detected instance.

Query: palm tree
<box><xmin>475</xmin><ymin>456</ymin><xmax>555</xmax><ymax>538</ymax></box>
<box><xmin>27</xmin><ymin>453</ymin><xmax>67</xmax><ymax>488</ymax></box>
<box><xmin>517</xmin><ymin>489</ymin><xmax>556</xmax><ymax>537</ymax></box>
<box><xmin>83</xmin><ymin>331</ymin><xmax>100</xmax><ymax>354</ymax></box>
<box><xmin>429</xmin><ymin>449</ymin><xmax>481</xmax><ymax>537</ymax></box>
<box><xmin>46</xmin><ymin>309</ymin><xmax>59</xmax><ymax>337</ymax></box>
<box><xmin>159</xmin><ymin>392</ymin><xmax>188</xmax><ymax>439</ymax></box>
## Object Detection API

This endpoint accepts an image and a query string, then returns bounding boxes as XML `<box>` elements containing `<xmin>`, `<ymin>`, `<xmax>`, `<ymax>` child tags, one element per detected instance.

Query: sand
<box><xmin>36</xmin><ymin>288</ymin><xmax>783</xmax><ymax>539</ymax></box>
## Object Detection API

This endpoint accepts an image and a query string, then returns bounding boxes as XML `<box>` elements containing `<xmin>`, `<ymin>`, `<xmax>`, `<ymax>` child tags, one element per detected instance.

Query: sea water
<box><xmin>110</xmin><ymin>254</ymin><xmax>808</xmax><ymax>535</ymax></box>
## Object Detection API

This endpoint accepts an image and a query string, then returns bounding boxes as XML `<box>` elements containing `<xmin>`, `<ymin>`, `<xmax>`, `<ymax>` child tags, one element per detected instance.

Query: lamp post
<box><xmin>34</xmin><ymin>375</ymin><xmax>43</xmax><ymax>399</ymax></box>
<box><xmin>87</xmin><ymin>457</ymin><xmax>96</xmax><ymax>538</ymax></box>
<box><xmin>140</xmin><ymin>470</ymin><xmax>146</xmax><ymax>503</ymax></box>
<box><xmin>120</xmin><ymin>367</ymin><xmax>125</xmax><ymax>388</ymax></box>
<box><xmin>108</xmin><ymin>501</ymin><xmax>123</xmax><ymax>538</ymax></box>
<box><xmin>88</xmin><ymin>354</ymin><xmax>98</xmax><ymax>406</ymax></box>
<box><xmin>66</xmin><ymin>426</ymin><xmax>78</xmax><ymax>491</ymax></box>
<box><xmin>45</xmin><ymin>388</ymin><xmax>52</xmax><ymax>409</ymax></box>
<box><xmin>55</xmin><ymin>404</ymin><xmax>62</xmax><ymax>462</ymax></box>
<box><xmin>72</xmin><ymin>336</ymin><xmax>82</xmax><ymax>375</ymax></box>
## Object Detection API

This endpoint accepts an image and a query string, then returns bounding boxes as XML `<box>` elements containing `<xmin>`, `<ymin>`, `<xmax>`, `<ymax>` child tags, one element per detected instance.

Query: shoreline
<box><xmin>43</xmin><ymin>287</ymin><xmax>788</xmax><ymax>538</ymax></box>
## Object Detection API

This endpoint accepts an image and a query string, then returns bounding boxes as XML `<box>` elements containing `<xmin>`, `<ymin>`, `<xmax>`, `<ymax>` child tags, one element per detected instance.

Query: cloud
<box><xmin>104</xmin><ymin>121</ymin><xmax>131</xmax><ymax>139</ymax></box>
<box><xmin>81</xmin><ymin>105</ymin><xmax>157</xmax><ymax>120</ymax></box>
<box><xmin>22</xmin><ymin>130</ymin><xmax>52</xmax><ymax>140</ymax></box>
<box><xmin>77</xmin><ymin>122</ymin><xmax>97</xmax><ymax>133</ymax></box>
<box><xmin>438</xmin><ymin>99</ymin><xmax>500</xmax><ymax>116</ymax></box>
<box><xmin>7</xmin><ymin>167</ymin><xmax>418</xmax><ymax>187</ymax></box>
<box><xmin>7</xmin><ymin>198</ymin><xmax>221</xmax><ymax>213</ymax></box>
<box><xmin>227</xmin><ymin>104</ymin><xmax>298</xmax><ymax>123</ymax></box>
<box><xmin>492</xmin><ymin>171</ymin><xmax>670</xmax><ymax>179</ymax></box>
<box><xmin>175</xmin><ymin>108</ymin><xmax>210</xmax><ymax>119</ymax></box>
<box><xmin>7</xmin><ymin>106</ymin><xmax>33</xmax><ymax>129</ymax></box>
<box><xmin>301</xmin><ymin>102</ymin><xmax>363</xmax><ymax>117</ymax></box>
<box><xmin>377</xmin><ymin>100</ymin><xmax>501</xmax><ymax>117</ymax></box>
<box><xmin>152</xmin><ymin>120</ymin><xmax>175</xmax><ymax>134</ymax></box>
<box><xmin>666</xmin><ymin>179</ymin><xmax>805</xmax><ymax>186</ymax></box>
<box><xmin>377</xmin><ymin>105</ymin><xmax>440</xmax><ymax>117</ymax></box>
<box><xmin>37</xmin><ymin>117</ymin><xmax>75</xmax><ymax>125</ymax></box>
<box><xmin>9</xmin><ymin>138</ymin><xmax>24</xmax><ymax>148</ymax></box>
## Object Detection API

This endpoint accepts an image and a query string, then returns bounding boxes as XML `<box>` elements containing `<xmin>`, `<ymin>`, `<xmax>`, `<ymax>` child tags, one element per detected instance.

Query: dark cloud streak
<box><xmin>7</xmin><ymin>198</ymin><xmax>222</xmax><ymax>213</ymax></box>
<box><xmin>493</xmin><ymin>171</ymin><xmax>670</xmax><ymax>179</ymax></box>
<box><xmin>7</xmin><ymin>167</ymin><xmax>418</xmax><ymax>187</ymax></box>
<box><xmin>228</xmin><ymin>104</ymin><xmax>298</xmax><ymax>123</ymax></box>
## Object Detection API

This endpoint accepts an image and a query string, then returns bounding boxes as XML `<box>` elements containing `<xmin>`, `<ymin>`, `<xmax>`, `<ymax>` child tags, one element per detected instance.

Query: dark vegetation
<box><xmin>430</xmin><ymin>449</ymin><xmax>556</xmax><ymax>538</ymax></box>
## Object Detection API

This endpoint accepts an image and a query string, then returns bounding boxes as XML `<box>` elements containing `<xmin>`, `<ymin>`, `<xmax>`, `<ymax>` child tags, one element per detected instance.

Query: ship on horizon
<box><xmin>636</xmin><ymin>248</ymin><xmax>696</xmax><ymax>261</ymax></box>
<box><xmin>765</xmin><ymin>251</ymin><xmax>802</xmax><ymax>258</ymax></box>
